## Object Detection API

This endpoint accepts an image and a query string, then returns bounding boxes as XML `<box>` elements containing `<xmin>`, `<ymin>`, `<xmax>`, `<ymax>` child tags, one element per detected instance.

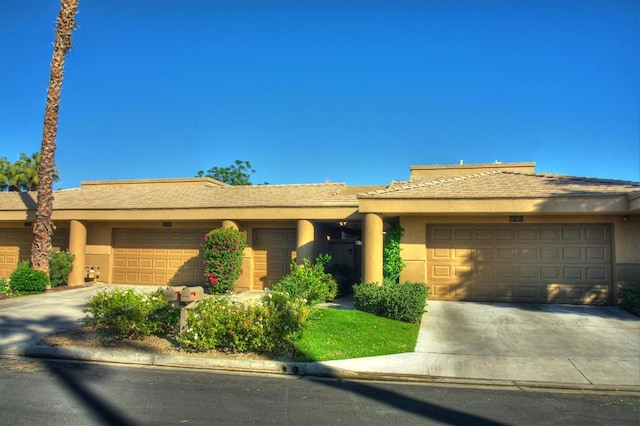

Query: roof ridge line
<box><xmin>364</xmin><ymin>170</ymin><xmax>502</xmax><ymax>195</ymax></box>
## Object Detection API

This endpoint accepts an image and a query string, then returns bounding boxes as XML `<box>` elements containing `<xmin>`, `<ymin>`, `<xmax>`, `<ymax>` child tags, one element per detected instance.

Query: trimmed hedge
<box><xmin>9</xmin><ymin>261</ymin><xmax>49</xmax><ymax>294</ymax></box>
<box><xmin>84</xmin><ymin>288</ymin><xmax>179</xmax><ymax>338</ymax></box>
<box><xmin>619</xmin><ymin>287</ymin><xmax>640</xmax><ymax>317</ymax></box>
<box><xmin>353</xmin><ymin>281</ymin><xmax>428</xmax><ymax>323</ymax></box>
<box><xmin>179</xmin><ymin>290</ymin><xmax>308</xmax><ymax>354</ymax></box>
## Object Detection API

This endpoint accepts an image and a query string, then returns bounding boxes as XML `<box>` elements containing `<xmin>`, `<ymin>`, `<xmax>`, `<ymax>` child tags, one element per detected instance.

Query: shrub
<box><xmin>203</xmin><ymin>227</ymin><xmax>247</xmax><ymax>294</ymax></box>
<box><xmin>84</xmin><ymin>288</ymin><xmax>179</xmax><ymax>338</ymax></box>
<box><xmin>353</xmin><ymin>281</ymin><xmax>428</xmax><ymax>323</ymax></box>
<box><xmin>272</xmin><ymin>254</ymin><xmax>338</xmax><ymax>305</ymax></box>
<box><xmin>50</xmin><ymin>250</ymin><xmax>75</xmax><ymax>287</ymax></box>
<box><xmin>383</xmin><ymin>224</ymin><xmax>405</xmax><ymax>283</ymax></box>
<box><xmin>179</xmin><ymin>290</ymin><xmax>308</xmax><ymax>354</ymax></box>
<box><xmin>326</xmin><ymin>263</ymin><xmax>355</xmax><ymax>297</ymax></box>
<box><xmin>9</xmin><ymin>261</ymin><xmax>50</xmax><ymax>294</ymax></box>
<box><xmin>619</xmin><ymin>287</ymin><xmax>640</xmax><ymax>317</ymax></box>
<box><xmin>0</xmin><ymin>278</ymin><xmax>13</xmax><ymax>298</ymax></box>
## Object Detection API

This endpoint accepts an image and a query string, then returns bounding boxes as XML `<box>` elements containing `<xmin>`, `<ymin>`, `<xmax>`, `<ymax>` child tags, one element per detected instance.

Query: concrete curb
<box><xmin>7</xmin><ymin>344</ymin><xmax>639</xmax><ymax>395</ymax></box>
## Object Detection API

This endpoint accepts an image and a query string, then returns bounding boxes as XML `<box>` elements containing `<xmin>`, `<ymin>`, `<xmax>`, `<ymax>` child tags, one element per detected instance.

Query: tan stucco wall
<box><xmin>614</xmin><ymin>215</ymin><xmax>640</xmax><ymax>286</ymax></box>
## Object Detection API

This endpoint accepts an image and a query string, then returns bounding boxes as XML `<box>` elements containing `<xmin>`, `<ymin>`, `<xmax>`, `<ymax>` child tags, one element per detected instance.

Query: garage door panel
<box><xmin>495</xmin><ymin>248</ymin><xmax>517</xmax><ymax>261</ymax></box>
<box><xmin>518</xmin><ymin>266</ymin><xmax>538</xmax><ymax>280</ymax></box>
<box><xmin>540</xmin><ymin>228</ymin><xmax>561</xmax><ymax>240</ymax></box>
<box><xmin>518</xmin><ymin>286</ymin><xmax>539</xmax><ymax>300</ymax></box>
<box><xmin>426</xmin><ymin>224</ymin><xmax>613</xmax><ymax>305</ymax></box>
<box><xmin>586</xmin><ymin>247</ymin><xmax>609</xmax><ymax>262</ymax></box>
<box><xmin>453</xmin><ymin>228</ymin><xmax>472</xmax><ymax>240</ymax></box>
<box><xmin>562</xmin><ymin>227</ymin><xmax>582</xmax><ymax>241</ymax></box>
<box><xmin>113</xmin><ymin>229</ymin><xmax>207</xmax><ymax>286</ymax></box>
<box><xmin>475</xmin><ymin>228</ymin><xmax>494</xmax><ymax>239</ymax></box>
<box><xmin>586</xmin><ymin>267</ymin><xmax>607</xmax><ymax>281</ymax></box>
<box><xmin>496</xmin><ymin>228</ymin><xmax>516</xmax><ymax>240</ymax></box>
<box><xmin>586</xmin><ymin>227</ymin><xmax>608</xmax><ymax>242</ymax></box>
<box><xmin>518</xmin><ymin>248</ymin><xmax>538</xmax><ymax>261</ymax></box>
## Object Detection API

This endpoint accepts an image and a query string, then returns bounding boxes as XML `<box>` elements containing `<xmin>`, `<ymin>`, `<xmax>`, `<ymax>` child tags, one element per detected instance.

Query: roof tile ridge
<box><xmin>507</xmin><ymin>171</ymin><xmax>640</xmax><ymax>186</ymax></box>
<box><xmin>363</xmin><ymin>170</ymin><xmax>502</xmax><ymax>195</ymax></box>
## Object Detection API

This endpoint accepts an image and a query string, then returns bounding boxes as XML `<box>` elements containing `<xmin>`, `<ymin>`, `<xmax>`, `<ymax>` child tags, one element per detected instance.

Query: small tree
<box><xmin>196</xmin><ymin>160</ymin><xmax>256</xmax><ymax>186</ymax></box>
<box><xmin>203</xmin><ymin>227</ymin><xmax>247</xmax><ymax>294</ymax></box>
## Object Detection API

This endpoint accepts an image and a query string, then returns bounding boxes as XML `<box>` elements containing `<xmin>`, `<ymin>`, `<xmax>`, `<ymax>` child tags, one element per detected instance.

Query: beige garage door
<box><xmin>426</xmin><ymin>224</ymin><xmax>612</xmax><ymax>305</ymax></box>
<box><xmin>253</xmin><ymin>228</ymin><xmax>296</xmax><ymax>290</ymax></box>
<box><xmin>112</xmin><ymin>229</ymin><xmax>207</xmax><ymax>285</ymax></box>
<box><xmin>0</xmin><ymin>228</ymin><xmax>69</xmax><ymax>279</ymax></box>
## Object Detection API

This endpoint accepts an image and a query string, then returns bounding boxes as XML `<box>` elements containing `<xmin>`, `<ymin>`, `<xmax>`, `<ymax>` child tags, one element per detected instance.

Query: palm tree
<box><xmin>31</xmin><ymin>0</ymin><xmax>79</xmax><ymax>281</ymax></box>
<box><xmin>14</xmin><ymin>152</ymin><xmax>60</xmax><ymax>191</ymax></box>
<box><xmin>14</xmin><ymin>152</ymin><xmax>38</xmax><ymax>191</ymax></box>
<box><xmin>2</xmin><ymin>159</ymin><xmax>24</xmax><ymax>192</ymax></box>
<box><xmin>0</xmin><ymin>156</ymin><xmax>11</xmax><ymax>191</ymax></box>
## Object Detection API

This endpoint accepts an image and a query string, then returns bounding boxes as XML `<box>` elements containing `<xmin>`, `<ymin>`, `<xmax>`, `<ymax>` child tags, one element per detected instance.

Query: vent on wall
<box><xmin>162</xmin><ymin>222</ymin><xmax>172</xmax><ymax>228</ymax></box>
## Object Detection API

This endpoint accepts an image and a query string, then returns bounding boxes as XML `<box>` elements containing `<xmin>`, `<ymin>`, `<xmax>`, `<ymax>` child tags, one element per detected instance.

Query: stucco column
<box><xmin>68</xmin><ymin>220</ymin><xmax>87</xmax><ymax>287</ymax></box>
<box><xmin>222</xmin><ymin>220</ymin><xmax>239</xmax><ymax>230</ymax></box>
<box><xmin>363</xmin><ymin>213</ymin><xmax>384</xmax><ymax>284</ymax></box>
<box><xmin>296</xmin><ymin>219</ymin><xmax>315</xmax><ymax>264</ymax></box>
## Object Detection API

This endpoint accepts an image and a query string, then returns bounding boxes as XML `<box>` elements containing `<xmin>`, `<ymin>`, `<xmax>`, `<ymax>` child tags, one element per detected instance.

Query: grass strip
<box><xmin>293</xmin><ymin>308</ymin><xmax>420</xmax><ymax>362</ymax></box>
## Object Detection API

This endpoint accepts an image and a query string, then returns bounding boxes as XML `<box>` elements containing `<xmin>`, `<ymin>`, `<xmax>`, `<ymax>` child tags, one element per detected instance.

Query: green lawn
<box><xmin>293</xmin><ymin>308</ymin><xmax>420</xmax><ymax>362</ymax></box>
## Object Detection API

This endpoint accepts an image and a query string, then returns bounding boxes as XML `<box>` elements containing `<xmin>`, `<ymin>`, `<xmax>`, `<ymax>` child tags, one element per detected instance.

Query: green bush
<box><xmin>619</xmin><ymin>287</ymin><xmax>640</xmax><ymax>317</ymax></box>
<box><xmin>9</xmin><ymin>261</ymin><xmax>50</xmax><ymax>294</ymax></box>
<box><xmin>353</xmin><ymin>281</ymin><xmax>428</xmax><ymax>323</ymax></box>
<box><xmin>272</xmin><ymin>254</ymin><xmax>338</xmax><ymax>305</ymax></box>
<box><xmin>50</xmin><ymin>250</ymin><xmax>75</xmax><ymax>287</ymax></box>
<box><xmin>179</xmin><ymin>290</ymin><xmax>308</xmax><ymax>354</ymax></box>
<box><xmin>0</xmin><ymin>277</ymin><xmax>13</xmax><ymax>298</ymax></box>
<box><xmin>84</xmin><ymin>288</ymin><xmax>179</xmax><ymax>338</ymax></box>
<box><xmin>203</xmin><ymin>227</ymin><xmax>247</xmax><ymax>294</ymax></box>
<box><xmin>326</xmin><ymin>263</ymin><xmax>355</xmax><ymax>297</ymax></box>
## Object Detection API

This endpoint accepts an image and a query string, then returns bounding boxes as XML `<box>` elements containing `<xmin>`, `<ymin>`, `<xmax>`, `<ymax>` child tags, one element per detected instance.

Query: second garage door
<box><xmin>426</xmin><ymin>224</ymin><xmax>613</xmax><ymax>304</ymax></box>
<box><xmin>253</xmin><ymin>228</ymin><xmax>296</xmax><ymax>290</ymax></box>
<box><xmin>112</xmin><ymin>229</ymin><xmax>207</xmax><ymax>285</ymax></box>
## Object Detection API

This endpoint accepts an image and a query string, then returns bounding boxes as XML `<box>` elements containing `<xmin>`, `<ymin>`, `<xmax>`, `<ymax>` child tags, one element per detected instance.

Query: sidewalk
<box><xmin>1</xmin><ymin>284</ymin><xmax>639</xmax><ymax>393</ymax></box>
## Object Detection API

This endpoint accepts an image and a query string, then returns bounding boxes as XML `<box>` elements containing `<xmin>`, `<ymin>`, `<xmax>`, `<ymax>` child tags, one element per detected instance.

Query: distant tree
<box><xmin>31</xmin><ymin>0</ymin><xmax>79</xmax><ymax>282</ymax></box>
<box><xmin>0</xmin><ymin>156</ymin><xmax>12</xmax><ymax>191</ymax></box>
<box><xmin>0</xmin><ymin>152</ymin><xmax>60</xmax><ymax>191</ymax></box>
<box><xmin>196</xmin><ymin>159</ymin><xmax>256</xmax><ymax>186</ymax></box>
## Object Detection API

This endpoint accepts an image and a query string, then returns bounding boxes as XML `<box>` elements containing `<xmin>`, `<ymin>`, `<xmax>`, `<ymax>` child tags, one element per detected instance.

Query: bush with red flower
<box><xmin>203</xmin><ymin>227</ymin><xmax>247</xmax><ymax>294</ymax></box>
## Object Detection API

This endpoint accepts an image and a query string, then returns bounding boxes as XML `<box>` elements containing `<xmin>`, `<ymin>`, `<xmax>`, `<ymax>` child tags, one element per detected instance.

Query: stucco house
<box><xmin>1</xmin><ymin>161</ymin><xmax>638</xmax><ymax>305</ymax></box>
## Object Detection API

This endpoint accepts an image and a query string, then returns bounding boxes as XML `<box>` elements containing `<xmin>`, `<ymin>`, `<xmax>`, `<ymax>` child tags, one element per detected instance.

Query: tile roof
<box><xmin>0</xmin><ymin>181</ymin><xmax>361</xmax><ymax>211</ymax></box>
<box><xmin>359</xmin><ymin>171</ymin><xmax>640</xmax><ymax>199</ymax></box>
<box><xmin>2</xmin><ymin>172</ymin><xmax>638</xmax><ymax>211</ymax></box>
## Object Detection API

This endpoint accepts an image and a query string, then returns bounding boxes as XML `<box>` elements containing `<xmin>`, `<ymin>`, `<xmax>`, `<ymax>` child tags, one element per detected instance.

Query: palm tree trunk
<box><xmin>31</xmin><ymin>0</ymin><xmax>79</xmax><ymax>285</ymax></box>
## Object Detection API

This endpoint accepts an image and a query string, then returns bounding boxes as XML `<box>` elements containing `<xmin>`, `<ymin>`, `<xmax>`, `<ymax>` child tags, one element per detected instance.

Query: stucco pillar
<box><xmin>68</xmin><ymin>220</ymin><xmax>87</xmax><ymax>287</ymax></box>
<box><xmin>222</xmin><ymin>220</ymin><xmax>239</xmax><ymax>230</ymax></box>
<box><xmin>363</xmin><ymin>213</ymin><xmax>384</xmax><ymax>284</ymax></box>
<box><xmin>296</xmin><ymin>219</ymin><xmax>315</xmax><ymax>264</ymax></box>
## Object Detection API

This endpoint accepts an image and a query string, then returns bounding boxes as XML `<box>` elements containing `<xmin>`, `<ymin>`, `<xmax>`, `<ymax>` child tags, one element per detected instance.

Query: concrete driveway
<box><xmin>410</xmin><ymin>300</ymin><xmax>640</xmax><ymax>386</ymax></box>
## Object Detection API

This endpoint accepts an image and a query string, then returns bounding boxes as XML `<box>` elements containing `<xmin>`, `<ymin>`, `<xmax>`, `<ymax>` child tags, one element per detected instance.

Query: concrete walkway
<box><xmin>1</xmin><ymin>285</ymin><xmax>639</xmax><ymax>393</ymax></box>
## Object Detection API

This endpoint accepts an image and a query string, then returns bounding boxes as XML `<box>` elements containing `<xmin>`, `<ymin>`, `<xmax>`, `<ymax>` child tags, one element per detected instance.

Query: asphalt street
<box><xmin>2</xmin><ymin>357</ymin><xmax>639</xmax><ymax>426</ymax></box>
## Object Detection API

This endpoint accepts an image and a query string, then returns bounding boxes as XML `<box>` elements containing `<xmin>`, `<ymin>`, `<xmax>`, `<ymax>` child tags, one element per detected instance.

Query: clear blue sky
<box><xmin>1</xmin><ymin>0</ymin><xmax>638</xmax><ymax>189</ymax></box>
